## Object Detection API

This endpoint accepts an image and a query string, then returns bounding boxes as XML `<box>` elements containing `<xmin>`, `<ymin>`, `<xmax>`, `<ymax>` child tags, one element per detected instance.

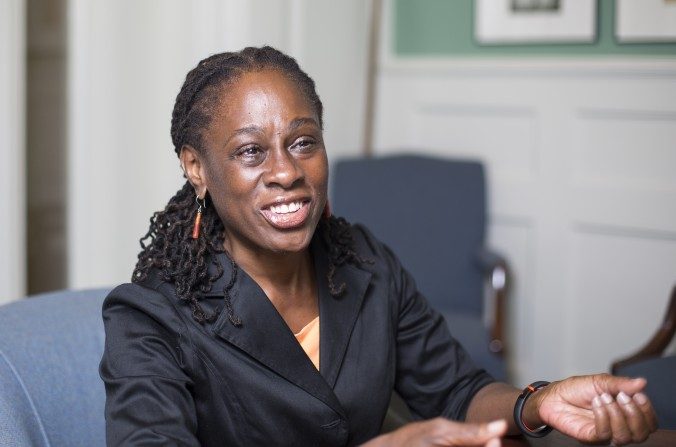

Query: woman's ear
<box><xmin>179</xmin><ymin>145</ymin><xmax>208</xmax><ymax>198</ymax></box>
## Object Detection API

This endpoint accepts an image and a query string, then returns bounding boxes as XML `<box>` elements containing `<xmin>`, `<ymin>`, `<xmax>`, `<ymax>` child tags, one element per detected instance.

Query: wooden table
<box><xmin>502</xmin><ymin>430</ymin><xmax>676</xmax><ymax>447</ymax></box>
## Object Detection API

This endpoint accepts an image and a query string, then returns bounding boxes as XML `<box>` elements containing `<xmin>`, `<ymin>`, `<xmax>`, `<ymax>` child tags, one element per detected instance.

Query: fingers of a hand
<box><xmin>591</xmin><ymin>395</ymin><xmax>612</xmax><ymax>441</ymax></box>
<box><xmin>616</xmin><ymin>391</ymin><xmax>650</xmax><ymax>443</ymax></box>
<box><xmin>484</xmin><ymin>438</ymin><xmax>501</xmax><ymax>447</ymax></box>
<box><xmin>600</xmin><ymin>393</ymin><xmax>633</xmax><ymax>446</ymax></box>
<box><xmin>593</xmin><ymin>374</ymin><xmax>646</xmax><ymax>396</ymax></box>
<box><xmin>633</xmin><ymin>392</ymin><xmax>659</xmax><ymax>432</ymax></box>
<box><xmin>433</xmin><ymin>419</ymin><xmax>506</xmax><ymax>446</ymax></box>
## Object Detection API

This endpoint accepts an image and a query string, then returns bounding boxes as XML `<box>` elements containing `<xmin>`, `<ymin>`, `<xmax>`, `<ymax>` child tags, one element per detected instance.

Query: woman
<box><xmin>100</xmin><ymin>46</ymin><xmax>657</xmax><ymax>446</ymax></box>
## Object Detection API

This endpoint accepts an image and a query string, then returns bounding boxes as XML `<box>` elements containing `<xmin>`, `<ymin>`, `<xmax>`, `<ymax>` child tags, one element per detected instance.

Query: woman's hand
<box><xmin>364</xmin><ymin>418</ymin><xmax>507</xmax><ymax>447</ymax></box>
<box><xmin>529</xmin><ymin>374</ymin><xmax>658</xmax><ymax>445</ymax></box>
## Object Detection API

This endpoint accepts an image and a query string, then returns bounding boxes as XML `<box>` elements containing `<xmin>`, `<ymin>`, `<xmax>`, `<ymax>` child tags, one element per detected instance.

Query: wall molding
<box><xmin>380</xmin><ymin>56</ymin><xmax>676</xmax><ymax>79</ymax></box>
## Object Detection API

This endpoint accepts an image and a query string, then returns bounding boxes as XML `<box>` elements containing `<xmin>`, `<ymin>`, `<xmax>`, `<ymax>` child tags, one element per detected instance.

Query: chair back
<box><xmin>332</xmin><ymin>154</ymin><xmax>486</xmax><ymax>316</ymax></box>
<box><xmin>332</xmin><ymin>155</ymin><xmax>507</xmax><ymax>380</ymax></box>
<box><xmin>0</xmin><ymin>288</ymin><xmax>110</xmax><ymax>447</ymax></box>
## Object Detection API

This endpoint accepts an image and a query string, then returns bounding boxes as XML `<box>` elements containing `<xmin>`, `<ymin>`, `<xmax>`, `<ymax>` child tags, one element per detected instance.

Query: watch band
<box><xmin>513</xmin><ymin>381</ymin><xmax>552</xmax><ymax>438</ymax></box>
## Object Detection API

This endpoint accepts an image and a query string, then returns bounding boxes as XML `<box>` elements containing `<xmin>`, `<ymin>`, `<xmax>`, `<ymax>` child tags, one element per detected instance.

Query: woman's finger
<box><xmin>384</xmin><ymin>418</ymin><xmax>507</xmax><ymax>447</ymax></box>
<box><xmin>591</xmin><ymin>395</ymin><xmax>612</xmax><ymax>441</ymax></box>
<box><xmin>600</xmin><ymin>393</ymin><xmax>633</xmax><ymax>446</ymax></box>
<box><xmin>633</xmin><ymin>392</ymin><xmax>659</xmax><ymax>432</ymax></box>
<box><xmin>593</xmin><ymin>374</ymin><xmax>646</xmax><ymax>397</ymax></box>
<box><xmin>433</xmin><ymin>418</ymin><xmax>507</xmax><ymax>446</ymax></box>
<box><xmin>616</xmin><ymin>391</ymin><xmax>650</xmax><ymax>444</ymax></box>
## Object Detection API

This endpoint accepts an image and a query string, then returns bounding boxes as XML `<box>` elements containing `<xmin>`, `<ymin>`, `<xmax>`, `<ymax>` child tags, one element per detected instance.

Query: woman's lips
<box><xmin>260</xmin><ymin>200</ymin><xmax>311</xmax><ymax>230</ymax></box>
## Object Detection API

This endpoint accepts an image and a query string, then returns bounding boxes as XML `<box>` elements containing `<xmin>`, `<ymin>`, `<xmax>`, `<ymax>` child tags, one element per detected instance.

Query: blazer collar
<box><xmin>312</xmin><ymin>239</ymin><xmax>372</xmax><ymax>389</ymax></box>
<box><xmin>208</xmin><ymin>234</ymin><xmax>372</xmax><ymax>416</ymax></box>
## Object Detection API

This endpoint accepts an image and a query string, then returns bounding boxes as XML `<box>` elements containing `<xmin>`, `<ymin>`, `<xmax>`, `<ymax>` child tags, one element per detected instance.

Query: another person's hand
<box><xmin>364</xmin><ymin>418</ymin><xmax>507</xmax><ymax>447</ymax></box>
<box><xmin>529</xmin><ymin>374</ymin><xmax>658</xmax><ymax>445</ymax></box>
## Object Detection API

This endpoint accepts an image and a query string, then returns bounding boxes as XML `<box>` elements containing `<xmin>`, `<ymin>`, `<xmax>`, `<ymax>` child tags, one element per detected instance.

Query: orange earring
<box><xmin>322</xmin><ymin>200</ymin><xmax>331</xmax><ymax>219</ymax></box>
<box><xmin>192</xmin><ymin>195</ymin><xmax>206</xmax><ymax>239</ymax></box>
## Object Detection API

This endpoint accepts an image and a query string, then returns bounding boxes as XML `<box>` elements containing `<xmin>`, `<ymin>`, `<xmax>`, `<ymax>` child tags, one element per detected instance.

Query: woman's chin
<box><xmin>257</xmin><ymin>211</ymin><xmax>321</xmax><ymax>254</ymax></box>
<box><xmin>264</xmin><ymin>231</ymin><xmax>315</xmax><ymax>254</ymax></box>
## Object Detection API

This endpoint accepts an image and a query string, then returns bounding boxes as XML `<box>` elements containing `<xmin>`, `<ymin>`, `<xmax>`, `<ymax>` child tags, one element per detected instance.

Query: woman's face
<box><xmin>194</xmin><ymin>69</ymin><xmax>328</xmax><ymax>257</ymax></box>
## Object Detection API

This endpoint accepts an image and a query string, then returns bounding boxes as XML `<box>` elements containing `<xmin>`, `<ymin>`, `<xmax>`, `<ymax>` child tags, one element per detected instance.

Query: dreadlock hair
<box><xmin>133</xmin><ymin>46</ymin><xmax>368</xmax><ymax>325</ymax></box>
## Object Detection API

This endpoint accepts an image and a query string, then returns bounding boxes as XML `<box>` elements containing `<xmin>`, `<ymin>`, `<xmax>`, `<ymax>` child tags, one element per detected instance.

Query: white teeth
<box><xmin>270</xmin><ymin>201</ymin><xmax>302</xmax><ymax>214</ymax></box>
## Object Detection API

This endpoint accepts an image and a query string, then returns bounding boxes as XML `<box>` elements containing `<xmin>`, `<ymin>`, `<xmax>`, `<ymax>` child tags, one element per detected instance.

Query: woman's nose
<box><xmin>263</xmin><ymin>147</ymin><xmax>303</xmax><ymax>189</ymax></box>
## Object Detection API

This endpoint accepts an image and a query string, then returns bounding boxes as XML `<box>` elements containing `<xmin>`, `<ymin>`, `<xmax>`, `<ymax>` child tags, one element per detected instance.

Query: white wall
<box><xmin>375</xmin><ymin>5</ymin><xmax>676</xmax><ymax>384</ymax></box>
<box><xmin>0</xmin><ymin>0</ymin><xmax>26</xmax><ymax>304</ymax></box>
<box><xmin>67</xmin><ymin>0</ymin><xmax>369</xmax><ymax>288</ymax></box>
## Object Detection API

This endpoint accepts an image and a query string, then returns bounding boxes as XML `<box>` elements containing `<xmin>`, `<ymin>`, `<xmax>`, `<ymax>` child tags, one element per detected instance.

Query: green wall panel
<box><xmin>395</xmin><ymin>0</ymin><xmax>676</xmax><ymax>56</ymax></box>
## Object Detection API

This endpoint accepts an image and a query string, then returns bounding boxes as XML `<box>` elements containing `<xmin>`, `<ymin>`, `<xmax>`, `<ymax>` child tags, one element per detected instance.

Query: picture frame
<box><xmin>616</xmin><ymin>0</ymin><xmax>676</xmax><ymax>43</ymax></box>
<box><xmin>475</xmin><ymin>0</ymin><xmax>597</xmax><ymax>44</ymax></box>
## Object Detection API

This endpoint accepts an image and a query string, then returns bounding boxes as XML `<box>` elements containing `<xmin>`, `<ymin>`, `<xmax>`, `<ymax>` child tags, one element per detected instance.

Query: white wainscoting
<box><xmin>0</xmin><ymin>0</ymin><xmax>25</xmax><ymax>304</ymax></box>
<box><xmin>374</xmin><ymin>58</ymin><xmax>676</xmax><ymax>385</ymax></box>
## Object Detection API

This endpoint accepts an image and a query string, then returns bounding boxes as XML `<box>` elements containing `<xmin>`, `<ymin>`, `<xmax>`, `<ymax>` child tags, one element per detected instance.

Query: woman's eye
<box><xmin>236</xmin><ymin>145</ymin><xmax>265</xmax><ymax>164</ymax></box>
<box><xmin>291</xmin><ymin>138</ymin><xmax>315</xmax><ymax>153</ymax></box>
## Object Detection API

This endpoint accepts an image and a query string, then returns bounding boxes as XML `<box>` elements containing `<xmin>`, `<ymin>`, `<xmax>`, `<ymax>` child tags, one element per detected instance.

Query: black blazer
<box><xmin>100</xmin><ymin>225</ymin><xmax>493</xmax><ymax>446</ymax></box>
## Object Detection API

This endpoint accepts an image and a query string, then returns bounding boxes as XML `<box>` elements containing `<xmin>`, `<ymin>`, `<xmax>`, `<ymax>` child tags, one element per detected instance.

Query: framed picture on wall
<box><xmin>475</xmin><ymin>0</ymin><xmax>597</xmax><ymax>44</ymax></box>
<box><xmin>616</xmin><ymin>0</ymin><xmax>676</xmax><ymax>43</ymax></box>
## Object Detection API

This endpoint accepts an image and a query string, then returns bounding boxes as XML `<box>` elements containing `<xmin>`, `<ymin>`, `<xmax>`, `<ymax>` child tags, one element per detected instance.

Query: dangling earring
<box><xmin>192</xmin><ymin>195</ymin><xmax>206</xmax><ymax>239</ymax></box>
<box><xmin>322</xmin><ymin>200</ymin><xmax>331</xmax><ymax>219</ymax></box>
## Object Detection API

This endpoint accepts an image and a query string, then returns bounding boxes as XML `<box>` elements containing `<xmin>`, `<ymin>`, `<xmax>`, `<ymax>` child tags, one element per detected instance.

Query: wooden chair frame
<box><xmin>611</xmin><ymin>285</ymin><xmax>676</xmax><ymax>374</ymax></box>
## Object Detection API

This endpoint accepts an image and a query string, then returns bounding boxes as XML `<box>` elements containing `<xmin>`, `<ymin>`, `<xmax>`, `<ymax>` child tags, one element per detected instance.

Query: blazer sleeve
<box><xmin>99</xmin><ymin>283</ymin><xmax>200</xmax><ymax>447</ymax></box>
<box><xmin>378</xmin><ymin>237</ymin><xmax>495</xmax><ymax>421</ymax></box>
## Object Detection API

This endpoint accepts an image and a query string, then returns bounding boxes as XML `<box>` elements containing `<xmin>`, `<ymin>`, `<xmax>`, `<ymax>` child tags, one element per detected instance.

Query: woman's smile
<box><xmin>260</xmin><ymin>197</ymin><xmax>312</xmax><ymax>230</ymax></box>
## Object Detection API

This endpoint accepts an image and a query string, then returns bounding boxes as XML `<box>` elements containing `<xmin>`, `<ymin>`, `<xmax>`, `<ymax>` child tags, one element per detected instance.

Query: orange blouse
<box><xmin>294</xmin><ymin>316</ymin><xmax>320</xmax><ymax>370</ymax></box>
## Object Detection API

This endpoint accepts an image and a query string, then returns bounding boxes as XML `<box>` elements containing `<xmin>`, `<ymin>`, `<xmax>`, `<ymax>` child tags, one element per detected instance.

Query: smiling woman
<box><xmin>99</xmin><ymin>47</ymin><xmax>658</xmax><ymax>447</ymax></box>
<box><xmin>183</xmin><ymin>69</ymin><xmax>328</xmax><ymax>257</ymax></box>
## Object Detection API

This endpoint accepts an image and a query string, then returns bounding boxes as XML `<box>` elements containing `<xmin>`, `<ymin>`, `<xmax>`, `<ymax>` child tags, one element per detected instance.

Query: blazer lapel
<box><xmin>209</xmin><ymin>252</ymin><xmax>345</xmax><ymax>417</ymax></box>
<box><xmin>313</xmin><ymin>239</ymin><xmax>373</xmax><ymax>389</ymax></box>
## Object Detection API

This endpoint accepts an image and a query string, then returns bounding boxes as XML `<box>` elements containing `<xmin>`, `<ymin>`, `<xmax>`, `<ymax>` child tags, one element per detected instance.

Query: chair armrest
<box><xmin>475</xmin><ymin>248</ymin><xmax>510</xmax><ymax>356</ymax></box>
<box><xmin>611</xmin><ymin>285</ymin><xmax>676</xmax><ymax>374</ymax></box>
<box><xmin>0</xmin><ymin>351</ymin><xmax>46</xmax><ymax>447</ymax></box>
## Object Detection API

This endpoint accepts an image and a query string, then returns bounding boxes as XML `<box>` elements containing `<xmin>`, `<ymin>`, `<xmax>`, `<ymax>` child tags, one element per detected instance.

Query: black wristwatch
<box><xmin>513</xmin><ymin>381</ymin><xmax>552</xmax><ymax>438</ymax></box>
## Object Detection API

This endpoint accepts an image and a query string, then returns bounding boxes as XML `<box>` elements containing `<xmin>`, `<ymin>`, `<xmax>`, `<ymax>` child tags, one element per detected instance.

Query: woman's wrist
<box><xmin>514</xmin><ymin>381</ymin><xmax>552</xmax><ymax>437</ymax></box>
<box><xmin>522</xmin><ymin>390</ymin><xmax>544</xmax><ymax>428</ymax></box>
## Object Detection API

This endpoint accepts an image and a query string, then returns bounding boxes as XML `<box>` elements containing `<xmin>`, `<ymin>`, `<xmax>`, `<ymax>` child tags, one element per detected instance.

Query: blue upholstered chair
<box><xmin>0</xmin><ymin>288</ymin><xmax>110</xmax><ymax>447</ymax></box>
<box><xmin>332</xmin><ymin>155</ymin><xmax>509</xmax><ymax>381</ymax></box>
<box><xmin>611</xmin><ymin>285</ymin><xmax>676</xmax><ymax>429</ymax></box>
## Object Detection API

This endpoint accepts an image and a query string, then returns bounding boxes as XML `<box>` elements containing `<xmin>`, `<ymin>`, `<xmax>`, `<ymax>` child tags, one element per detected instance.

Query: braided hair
<box><xmin>133</xmin><ymin>46</ymin><xmax>367</xmax><ymax>324</ymax></box>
